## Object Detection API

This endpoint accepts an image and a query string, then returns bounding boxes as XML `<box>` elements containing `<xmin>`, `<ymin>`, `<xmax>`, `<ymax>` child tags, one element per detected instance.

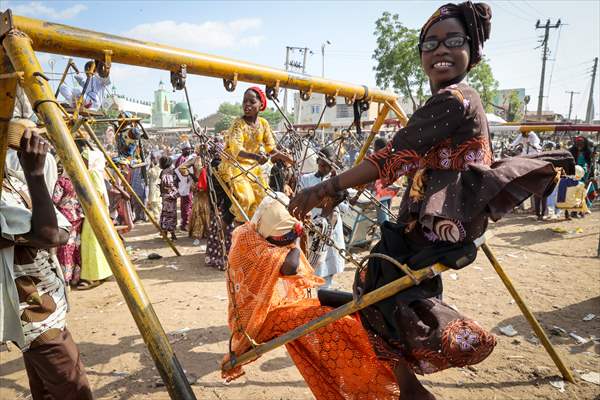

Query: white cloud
<box><xmin>8</xmin><ymin>1</ymin><xmax>87</xmax><ymax>19</ymax></box>
<box><xmin>123</xmin><ymin>18</ymin><xmax>264</xmax><ymax>50</ymax></box>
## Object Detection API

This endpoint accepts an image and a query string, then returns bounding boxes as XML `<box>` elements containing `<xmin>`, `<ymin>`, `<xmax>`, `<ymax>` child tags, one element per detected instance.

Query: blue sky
<box><xmin>2</xmin><ymin>0</ymin><xmax>599</xmax><ymax>120</ymax></box>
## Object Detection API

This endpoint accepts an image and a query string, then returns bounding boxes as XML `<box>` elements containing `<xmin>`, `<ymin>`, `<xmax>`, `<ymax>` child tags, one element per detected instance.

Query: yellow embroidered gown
<box><xmin>219</xmin><ymin>117</ymin><xmax>275</xmax><ymax>221</ymax></box>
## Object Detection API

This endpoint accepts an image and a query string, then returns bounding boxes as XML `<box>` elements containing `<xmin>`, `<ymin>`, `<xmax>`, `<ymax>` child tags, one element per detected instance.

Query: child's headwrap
<box><xmin>251</xmin><ymin>194</ymin><xmax>303</xmax><ymax>244</ymax></box>
<box><xmin>419</xmin><ymin>1</ymin><xmax>492</xmax><ymax>70</ymax></box>
<box><xmin>247</xmin><ymin>86</ymin><xmax>267</xmax><ymax>111</ymax></box>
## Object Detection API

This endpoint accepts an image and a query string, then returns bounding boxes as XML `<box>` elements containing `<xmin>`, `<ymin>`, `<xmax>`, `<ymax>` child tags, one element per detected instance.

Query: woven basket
<box><xmin>7</xmin><ymin>119</ymin><xmax>46</xmax><ymax>150</ymax></box>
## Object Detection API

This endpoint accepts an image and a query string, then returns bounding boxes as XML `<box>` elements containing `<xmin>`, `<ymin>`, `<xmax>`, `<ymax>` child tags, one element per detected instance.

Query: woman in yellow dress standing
<box><xmin>220</xmin><ymin>87</ymin><xmax>289</xmax><ymax>222</ymax></box>
<box><xmin>79</xmin><ymin>147</ymin><xmax>113</xmax><ymax>289</ymax></box>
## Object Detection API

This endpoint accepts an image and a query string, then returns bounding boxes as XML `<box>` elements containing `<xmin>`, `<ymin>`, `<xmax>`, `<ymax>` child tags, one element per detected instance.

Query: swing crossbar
<box><xmin>222</xmin><ymin>261</ymin><xmax>448</xmax><ymax>371</ymax></box>
<box><xmin>8</xmin><ymin>11</ymin><xmax>400</xmax><ymax>106</ymax></box>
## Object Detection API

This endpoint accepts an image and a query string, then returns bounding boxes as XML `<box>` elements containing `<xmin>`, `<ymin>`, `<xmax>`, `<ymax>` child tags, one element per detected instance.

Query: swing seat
<box><xmin>317</xmin><ymin>288</ymin><xmax>353</xmax><ymax>308</ymax></box>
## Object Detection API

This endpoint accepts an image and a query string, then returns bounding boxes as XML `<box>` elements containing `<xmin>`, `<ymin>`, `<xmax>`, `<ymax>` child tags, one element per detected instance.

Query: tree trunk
<box><xmin>404</xmin><ymin>77</ymin><xmax>417</xmax><ymax>112</ymax></box>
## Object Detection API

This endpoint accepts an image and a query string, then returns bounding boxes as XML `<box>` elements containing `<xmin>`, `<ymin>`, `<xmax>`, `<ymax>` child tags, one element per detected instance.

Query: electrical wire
<box><xmin>545</xmin><ymin>24</ymin><xmax>563</xmax><ymax>110</ymax></box>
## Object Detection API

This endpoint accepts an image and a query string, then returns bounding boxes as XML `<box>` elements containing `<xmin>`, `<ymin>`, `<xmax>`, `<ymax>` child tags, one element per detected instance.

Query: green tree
<box><xmin>213</xmin><ymin>102</ymin><xmax>285</xmax><ymax>132</ymax></box>
<box><xmin>466</xmin><ymin>58</ymin><xmax>499</xmax><ymax>113</ymax></box>
<box><xmin>218</xmin><ymin>102</ymin><xmax>242</xmax><ymax>116</ymax></box>
<box><xmin>372</xmin><ymin>12</ymin><xmax>427</xmax><ymax>112</ymax></box>
<box><xmin>373</xmin><ymin>12</ymin><xmax>499</xmax><ymax>113</ymax></box>
<box><xmin>214</xmin><ymin>114</ymin><xmax>235</xmax><ymax>133</ymax></box>
<box><xmin>261</xmin><ymin>107</ymin><xmax>284</xmax><ymax>127</ymax></box>
<box><xmin>504</xmin><ymin>91</ymin><xmax>524</xmax><ymax>122</ymax></box>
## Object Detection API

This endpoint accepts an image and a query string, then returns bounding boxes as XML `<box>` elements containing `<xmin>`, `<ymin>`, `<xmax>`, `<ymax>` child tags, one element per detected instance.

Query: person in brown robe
<box><xmin>289</xmin><ymin>2</ymin><xmax>573</xmax><ymax>399</ymax></box>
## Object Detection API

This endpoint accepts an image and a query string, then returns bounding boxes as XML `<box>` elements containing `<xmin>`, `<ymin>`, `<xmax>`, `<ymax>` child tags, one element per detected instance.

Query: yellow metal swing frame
<box><xmin>0</xmin><ymin>10</ymin><xmax>574</xmax><ymax>400</ymax></box>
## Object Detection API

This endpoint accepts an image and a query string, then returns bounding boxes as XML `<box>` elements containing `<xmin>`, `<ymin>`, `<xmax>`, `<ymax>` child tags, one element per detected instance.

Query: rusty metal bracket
<box><xmin>0</xmin><ymin>9</ymin><xmax>15</xmax><ymax>40</ymax></box>
<box><xmin>345</xmin><ymin>94</ymin><xmax>356</xmax><ymax>106</ymax></box>
<box><xmin>95</xmin><ymin>49</ymin><xmax>112</xmax><ymax>78</ymax></box>
<box><xmin>265</xmin><ymin>80</ymin><xmax>280</xmax><ymax>100</ymax></box>
<box><xmin>299</xmin><ymin>85</ymin><xmax>313</xmax><ymax>101</ymax></box>
<box><xmin>170</xmin><ymin>64</ymin><xmax>187</xmax><ymax>91</ymax></box>
<box><xmin>325</xmin><ymin>93</ymin><xmax>337</xmax><ymax>108</ymax></box>
<box><xmin>223</xmin><ymin>72</ymin><xmax>238</xmax><ymax>92</ymax></box>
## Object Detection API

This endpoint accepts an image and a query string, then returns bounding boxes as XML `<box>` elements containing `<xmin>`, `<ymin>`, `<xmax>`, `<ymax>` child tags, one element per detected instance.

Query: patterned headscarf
<box><xmin>419</xmin><ymin>1</ymin><xmax>492</xmax><ymax>69</ymax></box>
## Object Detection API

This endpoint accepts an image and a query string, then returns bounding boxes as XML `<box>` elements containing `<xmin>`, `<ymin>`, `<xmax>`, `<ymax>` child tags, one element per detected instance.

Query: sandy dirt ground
<box><xmin>1</xmin><ymin>210</ymin><xmax>599</xmax><ymax>400</ymax></box>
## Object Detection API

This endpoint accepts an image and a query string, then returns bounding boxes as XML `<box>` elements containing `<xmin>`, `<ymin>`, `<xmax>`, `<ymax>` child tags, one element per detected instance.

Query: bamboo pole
<box><xmin>82</xmin><ymin>122</ymin><xmax>181</xmax><ymax>256</ymax></box>
<box><xmin>481</xmin><ymin>243</ymin><xmax>575</xmax><ymax>383</ymax></box>
<box><xmin>2</xmin><ymin>29</ymin><xmax>196</xmax><ymax>399</ymax></box>
<box><xmin>223</xmin><ymin>260</ymin><xmax>448</xmax><ymax>371</ymax></box>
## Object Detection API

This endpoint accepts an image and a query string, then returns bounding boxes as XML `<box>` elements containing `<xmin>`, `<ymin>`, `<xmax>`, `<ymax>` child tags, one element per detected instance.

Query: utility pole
<box><xmin>321</xmin><ymin>40</ymin><xmax>331</xmax><ymax>78</ymax></box>
<box><xmin>585</xmin><ymin>57</ymin><xmax>598</xmax><ymax>123</ymax></box>
<box><xmin>283</xmin><ymin>47</ymin><xmax>291</xmax><ymax>115</ymax></box>
<box><xmin>284</xmin><ymin>46</ymin><xmax>312</xmax><ymax>122</ymax></box>
<box><xmin>565</xmin><ymin>90</ymin><xmax>579</xmax><ymax>121</ymax></box>
<box><xmin>535</xmin><ymin>19</ymin><xmax>561</xmax><ymax>120</ymax></box>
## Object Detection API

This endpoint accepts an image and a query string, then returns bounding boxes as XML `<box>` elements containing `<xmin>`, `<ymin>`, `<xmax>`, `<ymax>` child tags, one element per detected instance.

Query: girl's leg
<box><xmin>393</xmin><ymin>360</ymin><xmax>436</xmax><ymax>400</ymax></box>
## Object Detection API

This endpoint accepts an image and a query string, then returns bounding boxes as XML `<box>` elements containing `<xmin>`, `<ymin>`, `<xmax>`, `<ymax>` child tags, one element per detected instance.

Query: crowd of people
<box><xmin>1</xmin><ymin>1</ymin><xmax>598</xmax><ymax>399</ymax></box>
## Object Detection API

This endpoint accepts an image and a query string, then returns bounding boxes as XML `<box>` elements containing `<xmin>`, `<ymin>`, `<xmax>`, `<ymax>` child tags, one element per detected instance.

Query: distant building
<box><xmin>102</xmin><ymin>88</ymin><xmax>152</xmax><ymax>124</ymax></box>
<box><xmin>525</xmin><ymin>110</ymin><xmax>565</xmax><ymax>122</ymax></box>
<box><xmin>151</xmin><ymin>81</ymin><xmax>192</xmax><ymax>128</ymax></box>
<box><xmin>294</xmin><ymin>93</ymin><xmax>382</xmax><ymax>128</ymax></box>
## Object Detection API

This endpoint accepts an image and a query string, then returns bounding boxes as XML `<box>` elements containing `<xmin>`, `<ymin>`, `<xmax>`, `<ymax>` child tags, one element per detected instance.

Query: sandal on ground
<box><xmin>76</xmin><ymin>280</ymin><xmax>102</xmax><ymax>290</ymax></box>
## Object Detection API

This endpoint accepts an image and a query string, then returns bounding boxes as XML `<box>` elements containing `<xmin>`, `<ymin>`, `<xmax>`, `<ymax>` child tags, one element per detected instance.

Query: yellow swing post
<box><xmin>3</xmin><ymin>7</ymin><xmax>576</xmax><ymax>388</ymax></box>
<box><xmin>0</xmin><ymin>49</ymin><xmax>18</xmax><ymax>184</ymax></box>
<box><xmin>1</xmin><ymin>28</ymin><xmax>196</xmax><ymax>400</ymax></box>
<box><xmin>481</xmin><ymin>243</ymin><xmax>575</xmax><ymax>383</ymax></box>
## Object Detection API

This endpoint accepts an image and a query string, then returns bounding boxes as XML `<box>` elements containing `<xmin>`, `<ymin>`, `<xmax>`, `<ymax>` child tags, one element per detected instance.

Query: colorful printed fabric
<box><xmin>52</xmin><ymin>175</ymin><xmax>84</xmax><ymax>284</ymax></box>
<box><xmin>219</xmin><ymin>117</ymin><xmax>276</xmax><ymax>221</ymax></box>
<box><xmin>221</xmin><ymin>223</ymin><xmax>400</xmax><ymax>399</ymax></box>
<box><xmin>159</xmin><ymin>168</ymin><xmax>178</xmax><ymax>233</ymax></box>
<box><xmin>366</xmin><ymin>82</ymin><xmax>561</xmax><ymax>243</ymax></box>
<box><xmin>205</xmin><ymin>198</ymin><xmax>234</xmax><ymax>270</ymax></box>
<box><xmin>1</xmin><ymin>173</ymin><xmax>71</xmax><ymax>350</ymax></box>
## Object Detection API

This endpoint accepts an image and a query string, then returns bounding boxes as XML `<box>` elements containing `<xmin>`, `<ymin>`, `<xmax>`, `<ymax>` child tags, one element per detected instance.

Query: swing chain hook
<box><xmin>265</xmin><ymin>81</ymin><xmax>280</xmax><ymax>100</ymax></box>
<box><xmin>325</xmin><ymin>94</ymin><xmax>337</xmax><ymax>107</ymax></box>
<box><xmin>170</xmin><ymin>64</ymin><xmax>187</xmax><ymax>91</ymax></box>
<box><xmin>95</xmin><ymin>50</ymin><xmax>112</xmax><ymax>78</ymax></box>
<box><xmin>223</xmin><ymin>72</ymin><xmax>238</xmax><ymax>92</ymax></box>
<box><xmin>299</xmin><ymin>86</ymin><xmax>313</xmax><ymax>101</ymax></box>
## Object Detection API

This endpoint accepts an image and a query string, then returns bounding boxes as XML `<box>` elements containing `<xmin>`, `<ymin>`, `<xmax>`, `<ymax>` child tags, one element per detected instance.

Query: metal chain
<box><xmin>181</xmin><ymin>83</ymin><xmax>256</xmax><ymax>356</ymax></box>
<box><xmin>268</xmin><ymin>96</ymin><xmax>397</xmax><ymax>220</ymax></box>
<box><xmin>206</xmin><ymin>139</ymin><xmax>364</xmax><ymax>268</ymax></box>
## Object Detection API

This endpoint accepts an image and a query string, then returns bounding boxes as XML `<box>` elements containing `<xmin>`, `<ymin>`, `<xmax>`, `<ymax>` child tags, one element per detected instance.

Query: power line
<box><xmin>490</xmin><ymin>0</ymin><xmax>534</xmax><ymax>22</ymax></box>
<box><xmin>506</xmin><ymin>0</ymin><xmax>539</xmax><ymax>20</ymax></box>
<box><xmin>545</xmin><ymin>24</ymin><xmax>563</xmax><ymax>110</ymax></box>
<box><xmin>522</xmin><ymin>0</ymin><xmax>544</xmax><ymax>16</ymax></box>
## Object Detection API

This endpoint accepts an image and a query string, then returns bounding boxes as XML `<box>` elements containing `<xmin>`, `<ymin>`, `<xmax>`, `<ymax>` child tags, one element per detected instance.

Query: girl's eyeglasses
<box><xmin>419</xmin><ymin>34</ymin><xmax>470</xmax><ymax>52</ymax></box>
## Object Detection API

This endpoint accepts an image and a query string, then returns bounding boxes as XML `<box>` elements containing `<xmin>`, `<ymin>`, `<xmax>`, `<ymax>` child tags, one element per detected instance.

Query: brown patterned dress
<box><xmin>358</xmin><ymin>82</ymin><xmax>571</xmax><ymax>374</ymax></box>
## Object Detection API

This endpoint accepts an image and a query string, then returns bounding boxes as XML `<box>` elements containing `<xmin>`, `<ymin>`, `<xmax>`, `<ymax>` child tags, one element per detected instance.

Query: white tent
<box><xmin>486</xmin><ymin>113</ymin><xmax>507</xmax><ymax>124</ymax></box>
